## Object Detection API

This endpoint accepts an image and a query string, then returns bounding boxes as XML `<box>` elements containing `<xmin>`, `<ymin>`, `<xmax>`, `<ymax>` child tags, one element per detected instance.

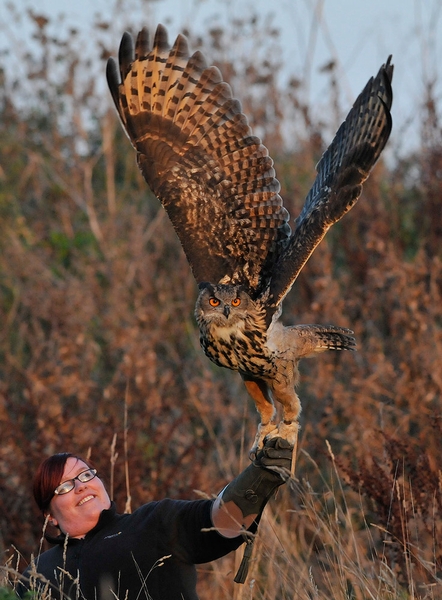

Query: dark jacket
<box><xmin>20</xmin><ymin>499</ymin><xmax>248</xmax><ymax>600</ymax></box>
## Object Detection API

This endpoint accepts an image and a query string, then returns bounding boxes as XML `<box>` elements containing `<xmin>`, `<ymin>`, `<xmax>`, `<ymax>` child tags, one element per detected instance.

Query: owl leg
<box><xmin>241</xmin><ymin>376</ymin><xmax>278</xmax><ymax>458</ymax></box>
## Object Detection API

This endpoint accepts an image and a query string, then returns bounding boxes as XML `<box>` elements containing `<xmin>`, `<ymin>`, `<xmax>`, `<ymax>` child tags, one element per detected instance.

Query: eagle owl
<box><xmin>107</xmin><ymin>25</ymin><xmax>393</xmax><ymax>454</ymax></box>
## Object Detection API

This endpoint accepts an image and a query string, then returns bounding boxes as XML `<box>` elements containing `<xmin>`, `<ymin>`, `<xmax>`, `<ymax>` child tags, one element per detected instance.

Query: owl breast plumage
<box><xmin>107</xmin><ymin>24</ymin><xmax>393</xmax><ymax>454</ymax></box>
<box><xmin>195</xmin><ymin>283</ymin><xmax>273</xmax><ymax>376</ymax></box>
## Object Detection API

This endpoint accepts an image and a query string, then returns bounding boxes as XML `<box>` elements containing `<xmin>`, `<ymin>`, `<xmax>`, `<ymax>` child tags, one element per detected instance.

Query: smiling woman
<box><xmin>19</xmin><ymin>441</ymin><xmax>293</xmax><ymax>600</ymax></box>
<box><xmin>34</xmin><ymin>455</ymin><xmax>112</xmax><ymax>539</ymax></box>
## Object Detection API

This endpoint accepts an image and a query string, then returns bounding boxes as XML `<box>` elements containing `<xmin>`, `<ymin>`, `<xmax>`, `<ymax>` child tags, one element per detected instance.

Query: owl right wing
<box><xmin>106</xmin><ymin>25</ymin><xmax>291</xmax><ymax>294</ymax></box>
<box><xmin>267</xmin><ymin>57</ymin><xmax>393</xmax><ymax>310</ymax></box>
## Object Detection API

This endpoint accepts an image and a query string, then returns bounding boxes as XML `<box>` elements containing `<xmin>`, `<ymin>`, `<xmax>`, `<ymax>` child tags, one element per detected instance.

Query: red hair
<box><xmin>33</xmin><ymin>453</ymin><xmax>92</xmax><ymax>513</ymax></box>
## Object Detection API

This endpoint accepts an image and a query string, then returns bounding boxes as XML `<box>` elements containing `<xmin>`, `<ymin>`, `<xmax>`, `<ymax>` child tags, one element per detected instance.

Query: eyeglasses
<box><xmin>54</xmin><ymin>468</ymin><xmax>98</xmax><ymax>496</ymax></box>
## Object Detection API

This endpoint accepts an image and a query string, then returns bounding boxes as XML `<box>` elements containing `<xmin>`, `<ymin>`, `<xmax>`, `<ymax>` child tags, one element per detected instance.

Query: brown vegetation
<box><xmin>1</xmin><ymin>6</ymin><xmax>442</xmax><ymax>599</ymax></box>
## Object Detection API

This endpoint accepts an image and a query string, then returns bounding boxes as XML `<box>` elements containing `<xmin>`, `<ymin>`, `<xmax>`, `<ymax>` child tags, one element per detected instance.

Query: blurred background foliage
<box><xmin>1</xmin><ymin>3</ymin><xmax>442</xmax><ymax>598</ymax></box>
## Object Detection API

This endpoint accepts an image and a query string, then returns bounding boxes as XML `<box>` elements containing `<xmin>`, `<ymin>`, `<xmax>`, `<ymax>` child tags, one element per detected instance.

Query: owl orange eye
<box><xmin>231</xmin><ymin>298</ymin><xmax>241</xmax><ymax>307</ymax></box>
<box><xmin>209</xmin><ymin>297</ymin><xmax>220</xmax><ymax>307</ymax></box>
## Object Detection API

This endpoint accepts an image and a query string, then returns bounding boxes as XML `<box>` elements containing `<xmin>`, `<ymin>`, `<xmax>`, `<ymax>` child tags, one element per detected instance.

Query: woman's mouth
<box><xmin>78</xmin><ymin>495</ymin><xmax>94</xmax><ymax>507</ymax></box>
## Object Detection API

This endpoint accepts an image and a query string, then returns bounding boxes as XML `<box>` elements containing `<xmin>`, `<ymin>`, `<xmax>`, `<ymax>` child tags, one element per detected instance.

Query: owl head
<box><xmin>194</xmin><ymin>282</ymin><xmax>252</xmax><ymax>327</ymax></box>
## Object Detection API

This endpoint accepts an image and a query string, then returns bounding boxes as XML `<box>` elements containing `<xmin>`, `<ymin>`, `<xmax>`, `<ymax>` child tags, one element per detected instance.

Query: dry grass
<box><xmin>1</xmin><ymin>5</ymin><xmax>442</xmax><ymax>599</ymax></box>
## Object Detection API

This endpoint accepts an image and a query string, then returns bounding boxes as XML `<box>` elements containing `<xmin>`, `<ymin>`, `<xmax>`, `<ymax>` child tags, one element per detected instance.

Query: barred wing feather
<box><xmin>106</xmin><ymin>25</ymin><xmax>290</xmax><ymax>295</ymax></box>
<box><xmin>268</xmin><ymin>57</ymin><xmax>393</xmax><ymax>309</ymax></box>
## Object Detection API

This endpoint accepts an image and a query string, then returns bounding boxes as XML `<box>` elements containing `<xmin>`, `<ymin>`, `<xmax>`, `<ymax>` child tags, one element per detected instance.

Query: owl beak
<box><xmin>223</xmin><ymin>305</ymin><xmax>230</xmax><ymax>318</ymax></box>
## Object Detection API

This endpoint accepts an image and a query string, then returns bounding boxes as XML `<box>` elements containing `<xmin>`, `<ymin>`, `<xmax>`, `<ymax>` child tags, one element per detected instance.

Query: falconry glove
<box><xmin>221</xmin><ymin>436</ymin><xmax>292</xmax><ymax>518</ymax></box>
<box><xmin>220</xmin><ymin>436</ymin><xmax>293</xmax><ymax>584</ymax></box>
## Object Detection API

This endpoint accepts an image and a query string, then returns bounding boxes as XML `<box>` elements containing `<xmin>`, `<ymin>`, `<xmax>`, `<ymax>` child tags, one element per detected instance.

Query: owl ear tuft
<box><xmin>198</xmin><ymin>281</ymin><xmax>212</xmax><ymax>291</ymax></box>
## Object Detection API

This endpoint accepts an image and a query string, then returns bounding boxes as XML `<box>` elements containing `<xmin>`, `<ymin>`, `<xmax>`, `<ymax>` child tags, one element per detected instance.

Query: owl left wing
<box><xmin>106</xmin><ymin>25</ymin><xmax>291</xmax><ymax>294</ymax></box>
<box><xmin>267</xmin><ymin>57</ymin><xmax>393</xmax><ymax>309</ymax></box>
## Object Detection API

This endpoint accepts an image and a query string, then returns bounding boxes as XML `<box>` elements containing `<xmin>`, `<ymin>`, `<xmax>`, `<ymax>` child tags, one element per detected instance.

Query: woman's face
<box><xmin>47</xmin><ymin>457</ymin><xmax>111</xmax><ymax>538</ymax></box>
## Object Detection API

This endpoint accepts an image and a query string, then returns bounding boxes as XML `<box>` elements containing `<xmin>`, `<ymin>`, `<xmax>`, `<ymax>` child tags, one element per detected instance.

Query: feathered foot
<box><xmin>267</xmin><ymin>421</ymin><xmax>299</xmax><ymax>477</ymax></box>
<box><xmin>250</xmin><ymin>421</ymin><xmax>299</xmax><ymax>477</ymax></box>
<box><xmin>249</xmin><ymin>421</ymin><xmax>279</xmax><ymax>460</ymax></box>
<box><xmin>274</xmin><ymin>421</ymin><xmax>299</xmax><ymax>445</ymax></box>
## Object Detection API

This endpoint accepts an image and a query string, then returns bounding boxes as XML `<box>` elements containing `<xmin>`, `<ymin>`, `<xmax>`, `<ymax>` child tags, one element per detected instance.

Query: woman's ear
<box><xmin>46</xmin><ymin>514</ymin><xmax>58</xmax><ymax>527</ymax></box>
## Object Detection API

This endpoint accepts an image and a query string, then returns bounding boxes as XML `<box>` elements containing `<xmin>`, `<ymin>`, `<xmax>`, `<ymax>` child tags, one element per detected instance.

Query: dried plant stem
<box><xmin>109</xmin><ymin>433</ymin><xmax>118</xmax><ymax>501</ymax></box>
<box><xmin>124</xmin><ymin>383</ymin><xmax>132</xmax><ymax>514</ymax></box>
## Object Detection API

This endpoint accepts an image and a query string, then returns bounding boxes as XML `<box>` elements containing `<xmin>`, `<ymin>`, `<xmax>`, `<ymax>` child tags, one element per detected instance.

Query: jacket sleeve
<box><xmin>155</xmin><ymin>498</ymin><xmax>255</xmax><ymax>565</ymax></box>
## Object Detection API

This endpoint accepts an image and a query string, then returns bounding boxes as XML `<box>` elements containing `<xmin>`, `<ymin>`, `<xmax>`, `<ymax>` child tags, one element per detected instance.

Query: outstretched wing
<box><xmin>106</xmin><ymin>25</ymin><xmax>290</xmax><ymax>294</ymax></box>
<box><xmin>267</xmin><ymin>57</ymin><xmax>393</xmax><ymax>309</ymax></box>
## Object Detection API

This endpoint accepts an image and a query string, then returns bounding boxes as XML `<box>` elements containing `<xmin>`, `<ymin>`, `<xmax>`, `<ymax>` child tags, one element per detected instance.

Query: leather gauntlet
<box><xmin>221</xmin><ymin>436</ymin><xmax>292</xmax><ymax>518</ymax></box>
